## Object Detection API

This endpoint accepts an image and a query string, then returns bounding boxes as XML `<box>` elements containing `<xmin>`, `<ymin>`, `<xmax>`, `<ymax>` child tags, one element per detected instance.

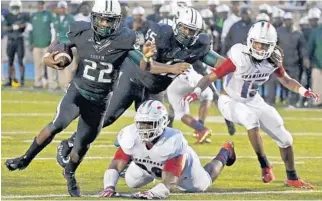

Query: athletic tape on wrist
<box><xmin>299</xmin><ymin>87</ymin><xmax>307</xmax><ymax>97</ymax></box>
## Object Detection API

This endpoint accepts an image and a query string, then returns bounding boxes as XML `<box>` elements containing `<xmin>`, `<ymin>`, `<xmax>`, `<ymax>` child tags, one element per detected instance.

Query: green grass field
<box><xmin>2</xmin><ymin>88</ymin><xmax>322</xmax><ymax>200</ymax></box>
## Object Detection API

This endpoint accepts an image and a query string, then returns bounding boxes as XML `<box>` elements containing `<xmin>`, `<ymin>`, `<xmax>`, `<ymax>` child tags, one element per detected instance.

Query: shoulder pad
<box><xmin>155</xmin><ymin>128</ymin><xmax>187</xmax><ymax>159</ymax></box>
<box><xmin>117</xmin><ymin>124</ymin><xmax>138</xmax><ymax>153</ymax></box>
<box><xmin>227</xmin><ymin>43</ymin><xmax>250</xmax><ymax>68</ymax></box>
<box><xmin>113</xmin><ymin>27</ymin><xmax>137</xmax><ymax>50</ymax></box>
<box><xmin>68</xmin><ymin>21</ymin><xmax>91</xmax><ymax>37</ymax></box>
<box><xmin>197</xmin><ymin>33</ymin><xmax>211</xmax><ymax>45</ymax></box>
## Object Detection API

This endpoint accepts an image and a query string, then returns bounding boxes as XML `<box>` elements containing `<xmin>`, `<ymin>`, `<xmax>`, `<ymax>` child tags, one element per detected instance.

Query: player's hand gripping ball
<box><xmin>52</xmin><ymin>43</ymin><xmax>73</xmax><ymax>69</ymax></box>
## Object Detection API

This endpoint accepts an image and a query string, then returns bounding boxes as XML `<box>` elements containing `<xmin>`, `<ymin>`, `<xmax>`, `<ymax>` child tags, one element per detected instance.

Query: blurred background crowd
<box><xmin>1</xmin><ymin>0</ymin><xmax>322</xmax><ymax>108</ymax></box>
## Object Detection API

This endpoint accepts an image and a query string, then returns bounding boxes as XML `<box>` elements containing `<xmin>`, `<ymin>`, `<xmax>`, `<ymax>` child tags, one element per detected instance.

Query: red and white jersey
<box><xmin>224</xmin><ymin>43</ymin><xmax>278</xmax><ymax>102</ymax></box>
<box><xmin>117</xmin><ymin>124</ymin><xmax>198</xmax><ymax>178</ymax></box>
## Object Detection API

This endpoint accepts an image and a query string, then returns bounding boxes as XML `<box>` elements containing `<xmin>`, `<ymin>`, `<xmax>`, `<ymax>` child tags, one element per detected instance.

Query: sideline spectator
<box><xmin>3</xmin><ymin>0</ymin><xmax>29</xmax><ymax>87</ymax></box>
<box><xmin>221</xmin><ymin>0</ymin><xmax>241</xmax><ymax>51</ymax></box>
<box><xmin>277</xmin><ymin>12</ymin><xmax>310</xmax><ymax>108</ymax></box>
<box><xmin>222</xmin><ymin>7</ymin><xmax>252</xmax><ymax>55</ymax></box>
<box><xmin>73</xmin><ymin>2</ymin><xmax>90</xmax><ymax>22</ymax></box>
<box><xmin>147</xmin><ymin>0</ymin><xmax>164</xmax><ymax>23</ymax></box>
<box><xmin>51</xmin><ymin>1</ymin><xmax>74</xmax><ymax>90</ymax></box>
<box><xmin>29</xmin><ymin>1</ymin><xmax>53</xmax><ymax>89</ymax></box>
<box><xmin>308</xmin><ymin>21</ymin><xmax>322</xmax><ymax>107</ymax></box>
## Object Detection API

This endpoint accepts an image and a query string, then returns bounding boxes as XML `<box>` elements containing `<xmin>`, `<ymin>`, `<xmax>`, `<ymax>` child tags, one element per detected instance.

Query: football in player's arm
<box><xmin>43</xmin><ymin>35</ymin><xmax>190</xmax><ymax>77</ymax></box>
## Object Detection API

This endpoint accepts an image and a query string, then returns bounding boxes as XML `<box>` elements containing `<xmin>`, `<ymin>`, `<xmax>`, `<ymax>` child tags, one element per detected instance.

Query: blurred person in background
<box><xmin>128</xmin><ymin>6</ymin><xmax>152</xmax><ymax>49</ymax></box>
<box><xmin>276</xmin><ymin>12</ymin><xmax>310</xmax><ymax>108</ymax></box>
<box><xmin>299</xmin><ymin>16</ymin><xmax>310</xmax><ymax>41</ymax></box>
<box><xmin>2</xmin><ymin>0</ymin><xmax>29</xmax><ymax>87</ymax></box>
<box><xmin>308</xmin><ymin>7</ymin><xmax>321</xmax><ymax>30</ymax></box>
<box><xmin>147</xmin><ymin>0</ymin><xmax>164</xmax><ymax>23</ymax></box>
<box><xmin>69</xmin><ymin>0</ymin><xmax>83</xmax><ymax>15</ymax></box>
<box><xmin>221</xmin><ymin>0</ymin><xmax>241</xmax><ymax>55</ymax></box>
<box><xmin>222</xmin><ymin>7</ymin><xmax>252</xmax><ymax>55</ymax></box>
<box><xmin>1</xmin><ymin>8</ymin><xmax>9</xmax><ymax>81</ymax></box>
<box><xmin>264</xmin><ymin>8</ymin><xmax>284</xmax><ymax>105</ymax></box>
<box><xmin>259</xmin><ymin>4</ymin><xmax>272</xmax><ymax>19</ymax></box>
<box><xmin>51</xmin><ymin>1</ymin><xmax>74</xmax><ymax>91</ymax></box>
<box><xmin>272</xmin><ymin>7</ymin><xmax>285</xmax><ymax>28</ymax></box>
<box><xmin>215</xmin><ymin>4</ymin><xmax>230</xmax><ymax>53</ymax></box>
<box><xmin>207</xmin><ymin>0</ymin><xmax>220</xmax><ymax>28</ymax></box>
<box><xmin>120</xmin><ymin>1</ymin><xmax>133</xmax><ymax>27</ymax></box>
<box><xmin>158</xmin><ymin>5</ymin><xmax>173</xmax><ymax>26</ymax></box>
<box><xmin>308</xmin><ymin>8</ymin><xmax>322</xmax><ymax>107</ymax></box>
<box><xmin>29</xmin><ymin>1</ymin><xmax>53</xmax><ymax>89</ymax></box>
<box><xmin>73</xmin><ymin>2</ymin><xmax>90</xmax><ymax>22</ymax></box>
<box><xmin>256</xmin><ymin>13</ymin><xmax>270</xmax><ymax>22</ymax></box>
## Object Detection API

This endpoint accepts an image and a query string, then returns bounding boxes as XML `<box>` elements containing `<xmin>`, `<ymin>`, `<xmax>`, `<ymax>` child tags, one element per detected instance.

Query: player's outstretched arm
<box><xmin>99</xmin><ymin>148</ymin><xmax>130</xmax><ymax>197</ymax></box>
<box><xmin>276</xmin><ymin>68</ymin><xmax>320</xmax><ymax>103</ymax></box>
<box><xmin>202</xmin><ymin>50</ymin><xmax>226</xmax><ymax>68</ymax></box>
<box><xmin>183</xmin><ymin>58</ymin><xmax>236</xmax><ymax>103</ymax></box>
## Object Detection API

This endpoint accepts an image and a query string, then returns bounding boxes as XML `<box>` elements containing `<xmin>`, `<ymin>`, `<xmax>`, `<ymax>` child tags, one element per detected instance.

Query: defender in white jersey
<box><xmin>99</xmin><ymin>100</ymin><xmax>236</xmax><ymax>199</ymax></box>
<box><xmin>184</xmin><ymin>21</ymin><xmax>319</xmax><ymax>189</ymax></box>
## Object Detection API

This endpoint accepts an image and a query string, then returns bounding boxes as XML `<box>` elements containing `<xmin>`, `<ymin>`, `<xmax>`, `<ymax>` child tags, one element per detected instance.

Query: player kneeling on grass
<box><xmin>183</xmin><ymin>21</ymin><xmax>319</xmax><ymax>188</ymax></box>
<box><xmin>99</xmin><ymin>100</ymin><xmax>236</xmax><ymax>199</ymax></box>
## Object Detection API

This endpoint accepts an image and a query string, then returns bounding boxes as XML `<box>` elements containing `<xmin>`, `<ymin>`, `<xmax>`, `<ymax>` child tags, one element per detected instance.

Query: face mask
<box><xmin>11</xmin><ymin>9</ymin><xmax>20</xmax><ymax>15</ymax></box>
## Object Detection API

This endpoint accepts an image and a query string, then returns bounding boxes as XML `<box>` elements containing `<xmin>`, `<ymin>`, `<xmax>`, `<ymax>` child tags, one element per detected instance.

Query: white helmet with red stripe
<box><xmin>247</xmin><ymin>21</ymin><xmax>277</xmax><ymax>60</ymax></box>
<box><xmin>135</xmin><ymin>100</ymin><xmax>169</xmax><ymax>142</ymax></box>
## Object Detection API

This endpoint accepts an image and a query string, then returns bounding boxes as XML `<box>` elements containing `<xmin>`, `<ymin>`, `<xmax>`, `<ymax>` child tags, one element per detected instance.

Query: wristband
<box><xmin>143</xmin><ymin>57</ymin><xmax>152</xmax><ymax>63</ymax></box>
<box><xmin>193</xmin><ymin>87</ymin><xmax>202</xmax><ymax>97</ymax></box>
<box><xmin>298</xmin><ymin>87</ymin><xmax>307</xmax><ymax>97</ymax></box>
<box><xmin>103</xmin><ymin>169</ymin><xmax>119</xmax><ymax>189</ymax></box>
<box><xmin>148</xmin><ymin>183</ymin><xmax>170</xmax><ymax>199</ymax></box>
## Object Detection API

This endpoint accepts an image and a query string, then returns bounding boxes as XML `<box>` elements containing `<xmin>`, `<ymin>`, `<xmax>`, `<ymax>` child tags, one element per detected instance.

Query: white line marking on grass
<box><xmin>2</xmin><ymin>131</ymin><xmax>322</xmax><ymax>136</ymax></box>
<box><xmin>2</xmin><ymin>190</ymin><xmax>322</xmax><ymax>199</ymax></box>
<box><xmin>1</xmin><ymin>136</ymin><xmax>12</xmax><ymax>139</ymax></box>
<box><xmin>22</xmin><ymin>140</ymin><xmax>115</xmax><ymax>148</ymax></box>
<box><xmin>2</xmin><ymin>113</ymin><xmax>322</xmax><ymax>122</ymax></box>
<box><xmin>2</xmin><ymin>100</ymin><xmax>56</xmax><ymax>104</ymax></box>
<box><xmin>2</xmin><ymin>156</ymin><xmax>321</xmax><ymax>160</ymax></box>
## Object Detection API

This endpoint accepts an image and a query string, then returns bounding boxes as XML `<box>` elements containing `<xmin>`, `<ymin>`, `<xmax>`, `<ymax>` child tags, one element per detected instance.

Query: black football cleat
<box><xmin>5</xmin><ymin>156</ymin><xmax>30</xmax><ymax>171</ymax></box>
<box><xmin>63</xmin><ymin>169</ymin><xmax>81</xmax><ymax>197</ymax></box>
<box><xmin>225</xmin><ymin>119</ymin><xmax>236</xmax><ymax>136</ymax></box>
<box><xmin>57</xmin><ymin>139</ymin><xmax>73</xmax><ymax>168</ymax></box>
<box><xmin>222</xmin><ymin>141</ymin><xmax>236</xmax><ymax>166</ymax></box>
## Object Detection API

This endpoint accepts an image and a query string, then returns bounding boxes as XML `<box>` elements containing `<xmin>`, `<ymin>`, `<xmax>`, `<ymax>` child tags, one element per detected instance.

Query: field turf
<box><xmin>1</xmin><ymin>88</ymin><xmax>322</xmax><ymax>200</ymax></box>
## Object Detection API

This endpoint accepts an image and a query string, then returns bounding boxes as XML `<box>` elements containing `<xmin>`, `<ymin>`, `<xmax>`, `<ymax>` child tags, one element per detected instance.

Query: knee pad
<box><xmin>276</xmin><ymin>126</ymin><xmax>293</xmax><ymax>148</ymax></box>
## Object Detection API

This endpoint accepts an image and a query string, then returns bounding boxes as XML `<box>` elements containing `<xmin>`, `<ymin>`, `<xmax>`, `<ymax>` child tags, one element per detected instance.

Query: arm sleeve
<box><xmin>163</xmin><ymin>155</ymin><xmax>184</xmax><ymax>177</ymax></box>
<box><xmin>113</xmin><ymin>147</ymin><xmax>131</xmax><ymax>163</ymax></box>
<box><xmin>211</xmin><ymin>58</ymin><xmax>236</xmax><ymax>78</ymax></box>
<box><xmin>202</xmin><ymin>50</ymin><xmax>222</xmax><ymax>67</ymax></box>
<box><xmin>274</xmin><ymin>65</ymin><xmax>286</xmax><ymax>77</ymax></box>
<box><xmin>128</xmin><ymin>50</ymin><xmax>143</xmax><ymax>66</ymax></box>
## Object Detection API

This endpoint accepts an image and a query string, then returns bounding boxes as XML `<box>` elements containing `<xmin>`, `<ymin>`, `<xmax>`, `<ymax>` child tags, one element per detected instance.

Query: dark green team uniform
<box><xmin>49</xmin><ymin>21</ymin><xmax>140</xmax><ymax>153</ymax></box>
<box><xmin>102</xmin><ymin>23</ymin><xmax>220</xmax><ymax>127</ymax></box>
<box><xmin>3</xmin><ymin>12</ymin><xmax>29</xmax><ymax>66</ymax></box>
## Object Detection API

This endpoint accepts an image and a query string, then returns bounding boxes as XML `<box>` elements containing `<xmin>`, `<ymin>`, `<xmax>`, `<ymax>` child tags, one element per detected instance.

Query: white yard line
<box><xmin>2</xmin><ymin>112</ymin><xmax>322</xmax><ymax>121</ymax></box>
<box><xmin>2</xmin><ymin>156</ymin><xmax>321</xmax><ymax>160</ymax></box>
<box><xmin>2</xmin><ymin>100</ymin><xmax>57</xmax><ymax>104</ymax></box>
<box><xmin>2</xmin><ymin>190</ymin><xmax>322</xmax><ymax>199</ymax></box>
<box><xmin>2</xmin><ymin>131</ymin><xmax>322</xmax><ymax>136</ymax></box>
